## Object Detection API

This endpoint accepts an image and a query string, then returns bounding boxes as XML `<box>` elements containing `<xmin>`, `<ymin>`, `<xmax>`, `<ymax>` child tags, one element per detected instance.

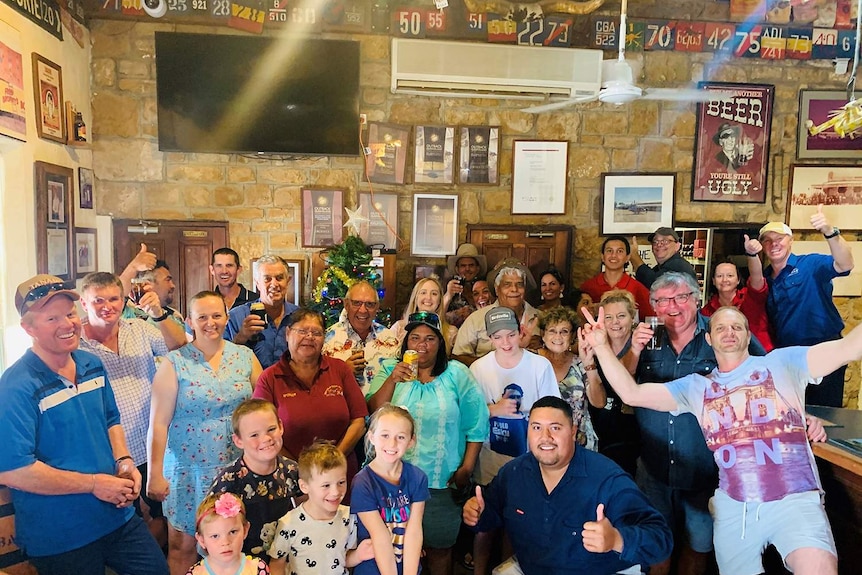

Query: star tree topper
<box><xmin>343</xmin><ymin>204</ymin><xmax>371</xmax><ymax>236</ymax></box>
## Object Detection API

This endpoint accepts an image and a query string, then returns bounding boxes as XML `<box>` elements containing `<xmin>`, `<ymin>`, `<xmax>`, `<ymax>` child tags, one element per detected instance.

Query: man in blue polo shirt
<box><xmin>753</xmin><ymin>210</ymin><xmax>853</xmax><ymax>407</ymax></box>
<box><xmin>462</xmin><ymin>396</ymin><xmax>672</xmax><ymax>575</ymax></box>
<box><xmin>0</xmin><ymin>275</ymin><xmax>168</xmax><ymax>575</ymax></box>
<box><xmin>225</xmin><ymin>254</ymin><xmax>299</xmax><ymax>368</ymax></box>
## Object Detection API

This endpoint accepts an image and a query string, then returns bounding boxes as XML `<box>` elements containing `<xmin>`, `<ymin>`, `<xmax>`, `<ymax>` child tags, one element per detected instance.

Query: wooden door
<box><xmin>467</xmin><ymin>224</ymin><xmax>573</xmax><ymax>304</ymax></box>
<box><xmin>113</xmin><ymin>220</ymin><xmax>229</xmax><ymax>317</ymax></box>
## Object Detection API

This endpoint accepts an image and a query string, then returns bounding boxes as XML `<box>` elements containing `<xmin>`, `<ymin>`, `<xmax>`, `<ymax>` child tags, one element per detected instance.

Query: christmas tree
<box><xmin>309</xmin><ymin>235</ymin><xmax>391</xmax><ymax>328</ymax></box>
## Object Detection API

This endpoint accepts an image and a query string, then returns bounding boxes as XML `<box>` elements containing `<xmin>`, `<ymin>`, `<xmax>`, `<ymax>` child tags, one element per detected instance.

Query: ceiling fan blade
<box><xmin>641</xmin><ymin>88</ymin><xmax>734</xmax><ymax>102</ymax></box>
<box><xmin>521</xmin><ymin>95</ymin><xmax>598</xmax><ymax>113</ymax></box>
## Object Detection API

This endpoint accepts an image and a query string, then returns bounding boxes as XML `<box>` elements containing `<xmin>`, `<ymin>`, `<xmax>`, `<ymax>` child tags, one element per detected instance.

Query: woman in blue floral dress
<box><xmin>148</xmin><ymin>291</ymin><xmax>263</xmax><ymax>575</ymax></box>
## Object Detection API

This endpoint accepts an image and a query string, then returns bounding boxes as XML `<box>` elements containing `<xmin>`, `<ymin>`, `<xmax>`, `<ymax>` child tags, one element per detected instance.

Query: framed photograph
<box><xmin>79</xmin><ymin>167</ymin><xmax>94</xmax><ymax>209</ymax></box>
<box><xmin>365</xmin><ymin>123</ymin><xmax>410</xmax><ymax>184</ymax></box>
<box><xmin>35</xmin><ymin>162</ymin><xmax>74</xmax><ymax>279</ymax></box>
<box><xmin>787</xmin><ymin>164</ymin><xmax>862</xmax><ymax>230</ymax></box>
<box><xmin>797</xmin><ymin>90</ymin><xmax>862</xmax><ymax>159</ymax></box>
<box><xmin>301</xmin><ymin>188</ymin><xmax>344</xmax><ymax>248</ymax></box>
<box><xmin>600</xmin><ymin>172</ymin><xmax>676</xmax><ymax>235</ymax></box>
<box><xmin>32</xmin><ymin>53</ymin><xmax>65</xmax><ymax>144</ymax></box>
<box><xmin>414</xmin><ymin>264</ymin><xmax>447</xmax><ymax>283</ymax></box>
<box><xmin>512</xmin><ymin>140</ymin><xmax>569</xmax><ymax>214</ymax></box>
<box><xmin>412</xmin><ymin>193</ymin><xmax>458</xmax><ymax>257</ymax></box>
<box><xmin>74</xmin><ymin>228</ymin><xmax>97</xmax><ymax>277</ymax></box>
<box><xmin>0</xmin><ymin>22</ymin><xmax>26</xmax><ymax>142</ymax></box>
<box><xmin>251</xmin><ymin>257</ymin><xmax>305</xmax><ymax>306</ymax></box>
<box><xmin>794</xmin><ymin>241</ymin><xmax>862</xmax><ymax>296</ymax></box>
<box><xmin>358</xmin><ymin>192</ymin><xmax>398</xmax><ymax>251</ymax></box>
<box><xmin>458</xmin><ymin>126</ymin><xmax>500</xmax><ymax>185</ymax></box>
<box><xmin>692</xmin><ymin>82</ymin><xmax>774</xmax><ymax>203</ymax></box>
<box><xmin>414</xmin><ymin>125</ymin><xmax>455</xmax><ymax>184</ymax></box>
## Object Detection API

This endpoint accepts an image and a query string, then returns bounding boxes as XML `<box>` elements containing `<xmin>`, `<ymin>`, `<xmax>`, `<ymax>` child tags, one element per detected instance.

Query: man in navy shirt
<box><xmin>753</xmin><ymin>212</ymin><xmax>853</xmax><ymax>407</ymax></box>
<box><xmin>463</xmin><ymin>396</ymin><xmax>671</xmax><ymax>575</ymax></box>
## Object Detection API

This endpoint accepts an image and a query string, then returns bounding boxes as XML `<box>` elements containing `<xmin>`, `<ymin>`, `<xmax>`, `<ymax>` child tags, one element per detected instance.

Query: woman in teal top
<box><xmin>367</xmin><ymin>311</ymin><xmax>489</xmax><ymax>575</ymax></box>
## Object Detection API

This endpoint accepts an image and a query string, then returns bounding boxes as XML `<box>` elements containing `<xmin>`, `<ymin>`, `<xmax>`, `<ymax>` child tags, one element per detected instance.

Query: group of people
<box><xmin>0</xmin><ymin>204</ymin><xmax>855</xmax><ymax>575</ymax></box>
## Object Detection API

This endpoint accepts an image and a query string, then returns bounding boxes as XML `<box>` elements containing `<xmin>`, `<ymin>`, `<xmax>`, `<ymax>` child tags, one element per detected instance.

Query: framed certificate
<box><xmin>365</xmin><ymin>123</ymin><xmax>410</xmax><ymax>184</ymax></box>
<box><xmin>512</xmin><ymin>140</ymin><xmax>569</xmax><ymax>214</ymax></box>
<box><xmin>458</xmin><ymin>126</ymin><xmax>500</xmax><ymax>185</ymax></box>
<box><xmin>301</xmin><ymin>188</ymin><xmax>344</xmax><ymax>248</ymax></box>
<box><xmin>358</xmin><ymin>192</ymin><xmax>398</xmax><ymax>251</ymax></box>
<box><xmin>412</xmin><ymin>194</ymin><xmax>458</xmax><ymax>257</ymax></box>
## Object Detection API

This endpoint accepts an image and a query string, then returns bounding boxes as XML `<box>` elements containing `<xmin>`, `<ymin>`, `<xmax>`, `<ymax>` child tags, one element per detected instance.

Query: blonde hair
<box><xmin>401</xmin><ymin>277</ymin><xmax>453</xmax><ymax>352</ymax></box>
<box><xmin>195</xmin><ymin>492</ymin><xmax>247</xmax><ymax>534</ymax></box>
<box><xmin>298</xmin><ymin>440</ymin><xmax>347</xmax><ymax>482</ymax></box>
<box><xmin>364</xmin><ymin>404</ymin><xmax>415</xmax><ymax>460</ymax></box>
<box><xmin>599</xmin><ymin>289</ymin><xmax>636</xmax><ymax>319</ymax></box>
<box><xmin>231</xmin><ymin>398</ymin><xmax>279</xmax><ymax>435</ymax></box>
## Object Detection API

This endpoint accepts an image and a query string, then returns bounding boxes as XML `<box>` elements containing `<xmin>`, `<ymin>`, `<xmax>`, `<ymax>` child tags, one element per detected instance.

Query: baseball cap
<box><xmin>758</xmin><ymin>222</ymin><xmax>793</xmax><ymax>239</ymax></box>
<box><xmin>15</xmin><ymin>275</ymin><xmax>79</xmax><ymax>317</ymax></box>
<box><xmin>647</xmin><ymin>227</ymin><xmax>680</xmax><ymax>244</ymax></box>
<box><xmin>485</xmin><ymin>307</ymin><xmax>519</xmax><ymax>336</ymax></box>
<box><xmin>405</xmin><ymin>311</ymin><xmax>444</xmax><ymax>340</ymax></box>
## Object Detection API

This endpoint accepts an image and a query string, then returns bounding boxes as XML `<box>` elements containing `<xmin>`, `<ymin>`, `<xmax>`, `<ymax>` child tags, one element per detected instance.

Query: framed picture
<box><xmin>251</xmin><ymin>257</ymin><xmax>305</xmax><ymax>306</ymax></box>
<box><xmin>365</xmin><ymin>123</ymin><xmax>410</xmax><ymax>184</ymax></box>
<box><xmin>414</xmin><ymin>264</ymin><xmax>447</xmax><ymax>283</ymax></box>
<box><xmin>412</xmin><ymin>193</ymin><xmax>458</xmax><ymax>257</ymax></box>
<box><xmin>79</xmin><ymin>167</ymin><xmax>94</xmax><ymax>209</ymax></box>
<box><xmin>32</xmin><ymin>53</ymin><xmax>65</xmax><ymax>144</ymax></box>
<box><xmin>358</xmin><ymin>192</ymin><xmax>398</xmax><ymax>251</ymax></box>
<box><xmin>414</xmin><ymin>125</ymin><xmax>455</xmax><ymax>184</ymax></box>
<box><xmin>793</xmin><ymin>241</ymin><xmax>862</xmax><ymax>296</ymax></box>
<box><xmin>692</xmin><ymin>82</ymin><xmax>774</xmax><ymax>203</ymax></box>
<box><xmin>74</xmin><ymin>228</ymin><xmax>97</xmax><ymax>277</ymax></box>
<box><xmin>797</xmin><ymin>90</ymin><xmax>862</xmax><ymax>159</ymax></box>
<box><xmin>35</xmin><ymin>161</ymin><xmax>74</xmax><ymax>279</ymax></box>
<box><xmin>301</xmin><ymin>188</ymin><xmax>344</xmax><ymax>248</ymax></box>
<box><xmin>600</xmin><ymin>172</ymin><xmax>676</xmax><ymax>235</ymax></box>
<box><xmin>512</xmin><ymin>140</ymin><xmax>569</xmax><ymax>214</ymax></box>
<box><xmin>458</xmin><ymin>126</ymin><xmax>500</xmax><ymax>185</ymax></box>
<box><xmin>787</xmin><ymin>164</ymin><xmax>862</xmax><ymax>230</ymax></box>
<box><xmin>0</xmin><ymin>22</ymin><xmax>26</xmax><ymax>142</ymax></box>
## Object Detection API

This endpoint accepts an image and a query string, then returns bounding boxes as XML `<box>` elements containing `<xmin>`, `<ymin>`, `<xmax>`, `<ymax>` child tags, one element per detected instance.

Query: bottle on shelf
<box><xmin>73</xmin><ymin>111</ymin><xmax>87</xmax><ymax>142</ymax></box>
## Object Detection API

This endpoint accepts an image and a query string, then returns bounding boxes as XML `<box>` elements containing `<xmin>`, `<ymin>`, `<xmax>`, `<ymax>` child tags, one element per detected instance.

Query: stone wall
<box><xmin>89</xmin><ymin>19</ymin><xmax>861</xmax><ymax>407</ymax></box>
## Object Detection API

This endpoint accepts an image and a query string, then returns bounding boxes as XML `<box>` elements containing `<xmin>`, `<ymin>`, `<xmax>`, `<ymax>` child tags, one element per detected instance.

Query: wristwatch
<box><xmin>153</xmin><ymin>309</ymin><xmax>171</xmax><ymax>322</ymax></box>
<box><xmin>824</xmin><ymin>227</ymin><xmax>841</xmax><ymax>239</ymax></box>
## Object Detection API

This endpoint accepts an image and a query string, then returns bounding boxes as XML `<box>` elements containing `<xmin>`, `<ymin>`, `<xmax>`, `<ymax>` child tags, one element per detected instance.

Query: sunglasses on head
<box><xmin>23</xmin><ymin>281</ymin><xmax>75</xmax><ymax>306</ymax></box>
<box><xmin>408</xmin><ymin>311</ymin><xmax>441</xmax><ymax>330</ymax></box>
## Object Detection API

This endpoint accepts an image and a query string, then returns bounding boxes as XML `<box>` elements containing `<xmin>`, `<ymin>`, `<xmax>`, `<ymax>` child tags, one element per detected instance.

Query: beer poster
<box><xmin>692</xmin><ymin>82</ymin><xmax>774</xmax><ymax>204</ymax></box>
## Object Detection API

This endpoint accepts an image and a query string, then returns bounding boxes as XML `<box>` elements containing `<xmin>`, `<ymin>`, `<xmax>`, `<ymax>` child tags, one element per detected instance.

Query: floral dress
<box><xmin>163</xmin><ymin>341</ymin><xmax>254</xmax><ymax>534</ymax></box>
<box><xmin>558</xmin><ymin>359</ymin><xmax>599</xmax><ymax>452</ymax></box>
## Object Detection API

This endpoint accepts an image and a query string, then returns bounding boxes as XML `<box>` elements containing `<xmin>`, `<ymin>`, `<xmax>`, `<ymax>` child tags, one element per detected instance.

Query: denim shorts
<box><xmin>421</xmin><ymin>488</ymin><xmax>463</xmax><ymax>549</ymax></box>
<box><xmin>710</xmin><ymin>489</ymin><xmax>836</xmax><ymax>575</ymax></box>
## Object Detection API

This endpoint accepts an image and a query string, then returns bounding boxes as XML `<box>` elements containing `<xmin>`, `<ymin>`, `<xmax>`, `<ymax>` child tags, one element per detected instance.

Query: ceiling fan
<box><xmin>523</xmin><ymin>0</ymin><xmax>725</xmax><ymax>113</ymax></box>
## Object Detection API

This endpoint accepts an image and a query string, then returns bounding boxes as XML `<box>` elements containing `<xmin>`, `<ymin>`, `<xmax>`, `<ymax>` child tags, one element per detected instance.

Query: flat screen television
<box><xmin>155</xmin><ymin>32</ymin><xmax>360</xmax><ymax>156</ymax></box>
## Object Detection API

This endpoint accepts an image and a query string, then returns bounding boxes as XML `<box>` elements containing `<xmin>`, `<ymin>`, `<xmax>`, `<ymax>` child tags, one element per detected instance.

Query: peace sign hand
<box><xmin>579</xmin><ymin>306</ymin><xmax>609</xmax><ymax>348</ymax></box>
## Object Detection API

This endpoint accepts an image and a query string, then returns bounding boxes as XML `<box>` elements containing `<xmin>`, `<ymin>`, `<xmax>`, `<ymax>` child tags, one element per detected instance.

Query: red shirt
<box><xmin>700</xmin><ymin>282</ymin><xmax>774</xmax><ymax>352</ymax></box>
<box><xmin>254</xmin><ymin>354</ymin><xmax>369</xmax><ymax>481</ymax></box>
<box><xmin>581</xmin><ymin>273</ymin><xmax>655</xmax><ymax>318</ymax></box>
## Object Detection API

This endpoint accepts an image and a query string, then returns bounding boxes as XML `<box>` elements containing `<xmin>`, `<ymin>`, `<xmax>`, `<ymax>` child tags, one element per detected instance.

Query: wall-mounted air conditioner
<box><xmin>391</xmin><ymin>38</ymin><xmax>603</xmax><ymax>101</ymax></box>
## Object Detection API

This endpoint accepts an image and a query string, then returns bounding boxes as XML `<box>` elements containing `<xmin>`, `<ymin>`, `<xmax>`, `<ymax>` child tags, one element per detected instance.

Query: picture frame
<box><xmin>79</xmin><ymin>167</ymin><xmax>94</xmax><ymax>209</ymax></box>
<box><xmin>301</xmin><ymin>188</ymin><xmax>344</xmax><ymax>248</ymax></box>
<box><xmin>251</xmin><ymin>257</ymin><xmax>305</xmax><ymax>306</ymax></box>
<box><xmin>0</xmin><ymin>23</ymin><xmax>26</xmax><ymax>142</ymax></box>
<box><xmin>414</xmin><ymin>264</ymin><xmax>447</xmax><ymax>283</ymax></box>
<box><xmin>35</xmin><ymin>161</ymin><xmax>75</xmax><ymax>279</ymax></box>
<box><xmin>32</xmin><ymin>53</ymin><xmax>65</xmax><ymax>144</ymax></box>
<box><xmin>414</xmin><ymin>125</ymin><xmax>455</xmax><ymax>184</ymax></box>
<box><xmin>74</xmin><ymin>227</ymin><xmax>97</xmax><ymax>277</ymax></box>
<box><xmin>797</xmin><ymin>90</ymin><xmax>862</xmax><ymax>159</ymax></box>
<box><xmin>787</xmin><ymin>164</ymin><xmax>862</xmax><ymax>231</ymax></box>
<box><xmin>600</xmin><ymin>172</ymin><xmax>676</xmax><ymax>236</ymax></box>
<box><xmin>458</xmin><ymin>126</ymin><xmax>500</xmax><ymax>185</ymax></box>
<box><xmin>358</xmin><ymin>192</ymin><xmax>398</xmax><ymax>251</ymax></box>
<box><xmin>412</xmin><ymin>193</ymin><xmax>459</xmax><ymax>257</ymax></box>
<box><xmin>794</xmin><ymin>241</ymin><xmax>862</xmax><ymax>296</ymax></box>
<box><xmin>365</xmin><ymin>122</ymin><xmax>410</xmax><ymax>184</ymax></box>
<box><xmin>512</xmin><ymin>140</ymin><xmax>569</xmax><ymax>214</ymax></box>
<box><xmin>691</xmin><ymin>82</ymin><xmax>774</xmax><ymax>204</ymax></box>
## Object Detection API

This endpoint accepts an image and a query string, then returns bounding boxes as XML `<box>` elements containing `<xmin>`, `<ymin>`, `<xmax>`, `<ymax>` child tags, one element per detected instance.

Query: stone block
<box><xmin>245</xmin><ymin>185</ymin><xmax>273</xmax><ymax>206</ymax></box>
<box><xmin>571</xmin><ymin>148</ymin><xmax>610</xmax><ymax>178</ymax></box>
<box><xmin>118</xmin><ymin>59</ymin><xmax>149</xmax><ymax>79</ymax></box>
<box><xmin>232</xmin><ymin>235</ymin><xmax>267</xmax><ymax>262</ymax></box>
<box><xmin>117</xmin><ymin>79</ymin><xmax>156</xmax><ymax>95</ymax></box>
<box><xmin>226</xmin><ymin>207</ymin><xmax>265</xmax><ymax>220</ymax></box>
<box><xmin>94</xmin><ymin>139</ymin><xmax>163</xmax><ymax>182</ymax></box>
<box><xmin>661</xmin><ymin>110</ymin><xmax>696</xmax><ymax>137</ymax></box>
<box><xmin>630</xmin><ymin>102</ymin><xmax>660</xmax><ymax>136</ymax></box>
<box><xmin>252</xmin><ymin>221</ymin><xmax>283</xmax><ymax>232</ymax></box>
<box><xmin>95</xmin><ymin>182</ymin><xmax>142</xmax><ymax>218</ymax></box>
<box><xmin>612</xmin><ymin>149</ymin><xmax>638</xmax><ymax>170</ymax></box>
<box><xmin>582</xmin><ymin>111</ymin><xmax>628</xmax><ymax>135</ymax></box>
<box><xmin>93</xmin><ymin>92</ymin><xmax>139</xmax><ymax>138</ymax></box>
<box><xmin>270</xmin><ymin>233</ymin><xmax>298</xmax><ymax>249</ymax></box>
<box><xmin>362</xmin><ymin>35</ymin><xmax>390</xmax><ymax>60</ymax></box>
<box><xmin>142</xmin><ymin>207</ymin><xmax>189</xmax><ymax>219</ymax></box>
<box><xmin>92</xmin><ymin>59</ymin><xmax>116</xmax><ymax>88</ymax></box>
<box><xmin>91</xmin><ymin>22</ymin><xmax>131</xmax><ymax>58</ymax></box>
<box><xmin>258</xmin><ymin>167</ymin><xmax>306</xmax><ymax>185</ymax></box>
<box><xmin>190</xmin><ymin>209</ymin><xmax>227</xmax><ymax>220</ymax></box>
<box><xmin>363</xmin><ymin>88</ymin><xmax>387</xmax><ymax>106</ymax></box>
<box><xmin>142</xmin><ymin>183</ymin><xmax>180</xmax><ymax>206</ymax></box>
<box><xmin>361</xmin><ymin>61</ymin><xmax>389</xmax><ymax>88</ymax></box>
<box><xmin>168</xmin><ymin>165</ymin><xmax>224</xmax><ymax>184</ymax></box>
<box><xmin>481</xmin><ymin>190</ymin><xmax>510</xmax><ymax>212</ymax></box>
<box><xmin>604</xmin><ymin>136</ymin><xmax>637</xmax><ymax>149</ymax></box>
<box><xmin>536</xmin><ymin>112</ymin><xmax>579</xmax><ymax>140</ymax></box>
<box><xmin>389</xmin><ymin>99</ymin><xmax>440</xmax><ymax>124</ymax></box>
<box><xmin>230</xmin><ymin>223</ymin><xmax>251</xmax><ymax>234</ymax></box>
<box><xmin>183</xmin><ymin>186</ymin><xmax>212</xmax><ymax>207</ymax></box>
<box><xmin>227</xmin><ymin>166</ymin><xmax>257</xmax><ymax>183</ymax></box>
<box><xmin>273</xmin><ymin>187</ymin><xmax>302</xmax><ymax>208</ymax></box>
<box><xmin>267</xmin><ymin>208</ymin><xmax>297</xmax><ymax>221</ymax></box>
<box><xmin>638</xmin><ymin>139</ymin><xmax>674</xmax><ymax>170</ymax></box>
<box><xmin>443</xmin><ymin>109</ymin><xmax>487</xmax><ymax>126</ymax></box>
<box><xmin>314</xmin><ymin>170</ymin><xmax>357</xmax><ymax>188</ymax></box>
<box><xmin>214</xmin><ymin>186</ymin><xmax>244</xmax><ymax>206</ymax></box>
<box><xmin>498</xmin><ymin>110</ymin><xmax>535</xmax><ymax>134</ymax></box>
<box><xmin>580</xmin><ymin>135</ymin><xmax>602</xmax><ymax>145</ymax></box>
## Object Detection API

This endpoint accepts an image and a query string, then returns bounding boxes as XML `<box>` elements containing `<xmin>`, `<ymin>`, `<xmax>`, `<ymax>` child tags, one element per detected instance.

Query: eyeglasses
<box><xmin>347</xmin><ymin>299</ymin><xmax>378</xmax><ymax>309</ymax></box>
<box><xmin>408</xmin><ymin>311</ymin><xmax>441</xmax><ymax>330</ymax></box>
<box><xmin>545</xmin><ymin>327</ymin><xmax>572</xmax><ymax>336</ymax></box>
<box><xmin>652</xmin><ymin>292</ymin><xmax>694</xmax><ymax>308</ymax></box>
<box><xmin>22</xmin><ymin>281</ymin><xmax>74</xmax><ymax>306</ymax></box>
<box><xmin>651</xmin><ymin>239</ymin><xmax>677</xmax><ymax>247</ymax></box>
<box><xmin>292</xmin><ymin>327</ymin><xmax>325</xmax><ymax>338</ymax></box>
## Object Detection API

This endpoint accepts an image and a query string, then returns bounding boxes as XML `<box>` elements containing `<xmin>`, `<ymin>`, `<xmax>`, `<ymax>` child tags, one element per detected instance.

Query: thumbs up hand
<box><xmin>582</xmin><ymin>503</ymin><xmax>623</xmax><ymax>554</ymax></box>
<box><xmin>810</xmin><ymin>204</ymin><xmax>832</xmax><ymax>234</ymax></box>
<box><xmin>462</xmin><ymin>485</ymin><xmax>485</xmax><ymax>527</ymax></box>
<box><xmin>743</xmin><ymin>233</ymin><xmax>762</xmax><ymax>256</ymax></box>
<box><xmin>129</xmin><ymin>243</ymin><xmax>157</xmax><ymax>273</ymax></box>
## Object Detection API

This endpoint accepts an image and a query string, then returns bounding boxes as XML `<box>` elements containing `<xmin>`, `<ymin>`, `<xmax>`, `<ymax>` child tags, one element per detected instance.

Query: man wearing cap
<box><xmin>0</xmin><ymin>275</ymin><xmax>168</xmax><ymax>575</ymax></box>
<box><xmin>452</xmin><ymin>258</ymin><xmax>541</xmax><ymax>366</ymax></box>
<box><xmin>710</xmin><ymin>122</ymin><xmax>753</xmax><ymax>173</ymax></box>
<box><xmin>443</xmin><ymin>243</ymin><xmax>488</xmax><ymax>327</ymax></box>
<box><xmin>581</xmin><ymin>235</ymin><xmax>654</xmax><ymax>318</ymax></box>
<box><xmin>750</xmin><ymin>209</ymin><xmax>853</xmax><ymax>407</ymax></box>
<box><xmin>629</xmin><ymin>227</ymin><xmax>697</xmax><ymax>289</ymax></box>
